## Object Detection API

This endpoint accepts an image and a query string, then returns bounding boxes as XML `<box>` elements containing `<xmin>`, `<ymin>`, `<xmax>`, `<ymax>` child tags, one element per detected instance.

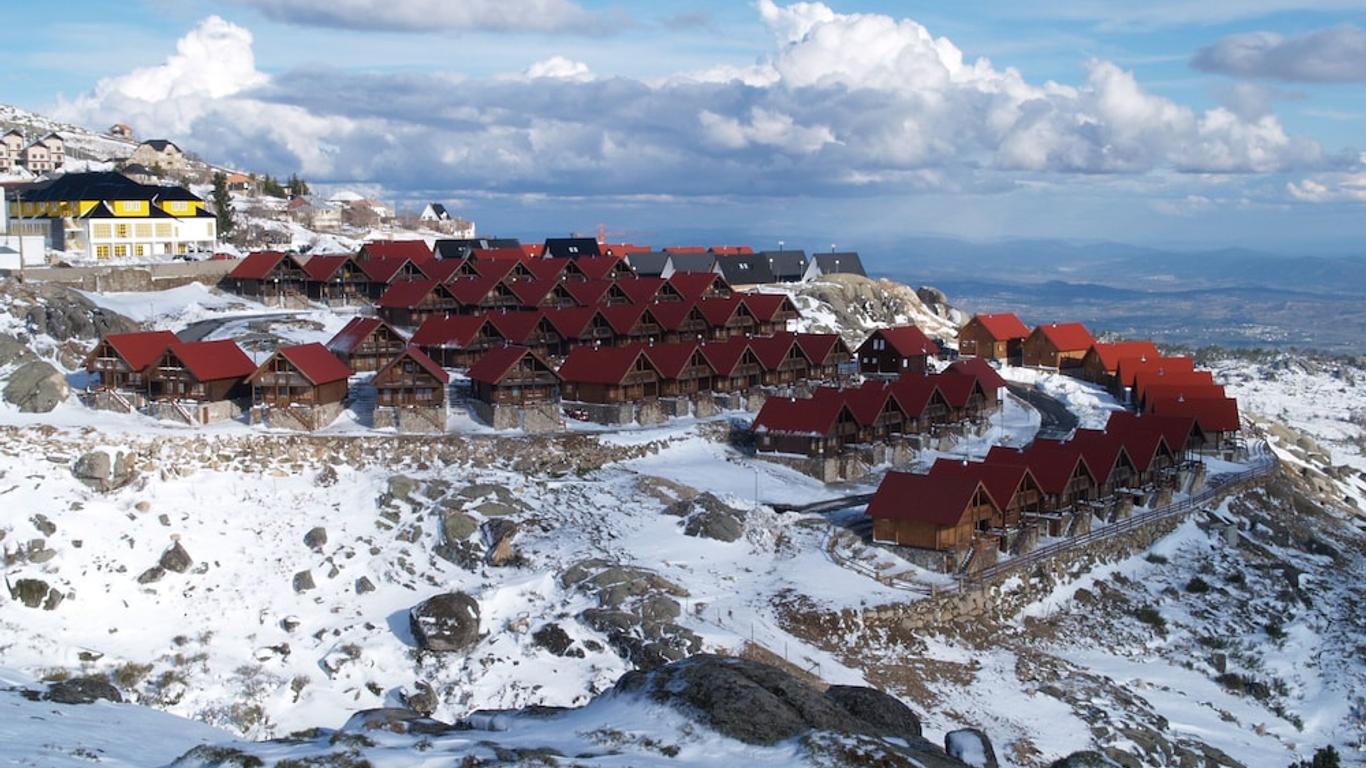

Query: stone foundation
<box><xmin>80</xmin><ymin>390</ymin><xmax>146</xmax><ymax>414</ymax></box>
<box><xmin>692</xmin><ymin>393</ymin><xmax>719</xmax><ymax>418</ymax></box>
<box><xmin>373</xmin><ymin>405</ymin><xmax>446</xmax><ymax>434</ymax></box>
<box><xmin>249</xmin><ymin>402</ymin><xmax>345</xmax><ymax>431</ymax></box>
<box><xmin>713</xmin><ymin>392</ymin><xmax>745</xmax><ymax>411</ymax></box>
<box><xmin>146</xmin><ymin>399</ymin><xmax>242</xmax><ymax>426</ymax></box>
<box><xmin>754</xmin><ymin>452</ymin><xmax>872</xmax><ymax>483</ymax></box>
<box><xmin>637</xmin><ymin>400</ymin><xmax>667</xmax><ymax>426</ymax></box>
<box><xmin>657</xmin><ymin>397</ymin><xmax>690</xmax><ymax>418</ymax></box>
<box><xmin>470</xmin><ymin>401</ymin><xmax>564</xmax><ymax>432</ymax></box>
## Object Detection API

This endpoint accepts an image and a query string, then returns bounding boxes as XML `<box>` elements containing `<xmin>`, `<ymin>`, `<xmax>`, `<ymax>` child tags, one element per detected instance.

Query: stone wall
<box><xmin>249</xmin><ymin>402</ymin><xmax>345</xmax><ymax>431</ymax></box>
<box><xmin>469</xmin><ymin>401</ymin><xmax>563</xmax><ymax>433</ymax></box>
<box><xmin>22</xmin><ymin>261</ymin><xmax>236</xmax><ymax>292</ymax></box>
<box><xmin>373</xmin><ymin>405</ymin><xmax>446</xmax><ymax>434</ymax></box>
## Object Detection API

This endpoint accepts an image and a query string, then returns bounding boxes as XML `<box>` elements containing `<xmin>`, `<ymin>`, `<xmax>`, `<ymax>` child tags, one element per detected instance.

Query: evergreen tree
<box><xmin>287</xmin><ymin>173</ymin><xmax>310</xmax><ymax>197</ymax></box>
<box><xmin>261</xmin><ymin>175</ymin><xmax>287</xmax><ymax>198</ymax></box>
<box><xmin>211</xmin><ymin>171</ymin><xmax>235</xmax><ymax>238</ymax></box>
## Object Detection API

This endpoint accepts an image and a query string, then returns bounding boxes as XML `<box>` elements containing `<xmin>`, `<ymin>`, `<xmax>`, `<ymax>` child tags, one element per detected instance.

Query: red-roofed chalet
<box><xmin>326</xmin><ymin>317</ymin><xmax>409</xmax><ymax>372</ymax></box>
<box><xmin>868</xmin><ymin>471</ymin><xmax>1000</xmax><ymax>551</ymax></box>
<box><xmin>468</xmin><ymin>346</ymin><xmax>562</xmax><ymax>406</ymax></box>
<box><xmin>152</xmin><ymin>340</ymin><xmax>255</xmax><ymax>402</ymax></box>
<box><xmin>958</xmin><ymin>313</ymin><xmax>1030</xmax><ymax>362</ymax></box>
<box><xmin>558</xmin><ymin>344</ymin><xmax>662</xmax><ymax>403</ymax></box>
<box><xmin>857</xmin><ymin>326</ymin><xmax>940</xmax><ymax>375</ymax></box>
<box><xmin>84</xmin><ymin>330</ymin><xmax>180</xmax><ymax>392</ymax></box>
<box><xmin>248</xmin><ymin>343</ymin><xmax>351</xmax><ymax>408</ymax></box>
<box><xmin>373</xmin><ymin>347</ymin><xmax>450</xmax><ymax>408</ymax></box>
<box><xmin>752</xmin><ymin>394</ymin><xmax>858</xmax><ymax>457</ymax></box>
<box><xmin>1022</xmin><ymin>323</ymin><xmax>1095</xmax><ymax>369</ymax></box>
<box><xmin>1081</xmin><ymin>341</ymin><xmax>1161</xmax><ymax>385</ymax></box>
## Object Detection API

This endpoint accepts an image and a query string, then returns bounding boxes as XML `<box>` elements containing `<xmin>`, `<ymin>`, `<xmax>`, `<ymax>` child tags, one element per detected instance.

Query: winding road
<box><xmin>1006</xmin><ymin>383</ymin><xmax>1078</xmax><ymax>439</ymax></box>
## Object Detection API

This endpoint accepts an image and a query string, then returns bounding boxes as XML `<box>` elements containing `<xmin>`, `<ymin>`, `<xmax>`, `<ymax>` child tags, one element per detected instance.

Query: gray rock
<box><xmin>0</xmin><ymin>334</ymin><xmax>36</xmax><ymax>367</ymax></box>
<box><xmin>403</xmin><ymin>681</ymin><xmax>438</xmax><ymax>716</ymax></box>
<box><xmin>945</xmin><ymin>728</ymin><xmax>998</xmax><ymax>768</ymax></box>
<box><xmin>635</xmin><ymin>594</ymin><xmax>682</xmax><ymax>622</ymax></box>
<box><xmin>315</xmin><ymin>464</ymin><xmax>338</xmax><ymax>487</ymax></box>
<box><xmin>72</xmin><ymin>449</ymin><xmax>138</xmax><ymax>493</ymax></box>
<box><xmin>292</xmin><ymin>570</ymin><xmax>315</xmax><ymax>593</ymax></box>
<box><xmin>159</xmin><ymin>542</ymin><xmax>193</xmax><ymax>574</ymax></box>
<box><xmin>1049</xmin><ymin>752</ymin><xmax>1121</xmax><ymax>768</ymax></box>
<box><xmin>683</xmin><ymin>508</ymin><xmax>744</xmax><ymax>542</ymax></box>
<box><xmin>474</xmin><ymin>501</ymin><xmax>518</xmax><ymax>518</ymax></box>
<box><xmin>387</xmin><ymin>475</ymin><xmax>418</xmax><ymax>501</ymax></box>
<box><xmin>303</xmin><ymin>526</ymin><xmax>327</xmax><ymax>550</ymax></box>
<box><xmin>30</xmin><ymin>514</ymin><xmax>56</xmax><ymax>537</ymax></box>
<box><xmin>340</xmin><ymin>707</ymin><xmax>456</xmax><ymax>735</ymax></box>
<box><xmin>3</xmin><ymin>360</ymin><xmax>69</xmax><ymax>413</ymax></box>
<box><xmin>136</xmin><ymin>566</ymin><xmax>165</xmax><ymax>584</ymax></box>
<box><xmin>409</xmin><ymin>592</ymin><xmax>481</xmax><ymax>653</ymax></box>
<box><xmin>824</xmin><ymin>685</ymin><xmax>922</xmax><ymax>740</ymax></box>
<box><xmin>354</xmin><ymin>576</ymin><xmax>376</xmax><ymax>594</ymax></box>
<box><xmin>168</xmin><ymin>745</ymin><xmax>265</xmax><ymax>767</ymax></box>
<box><xmin>434</xmin><ymin>540</ymin><xmax>483</xmax><ymax>571</ymax></box>
<box><xmin>441</xmin><ymin>510</ymin><xmax>478</xmax><ymax>542</ymax></box>
<box><xmin>9</xmin><ymin>578</ymin><xmax>52</xmax><ymax>609</ymax></box>
<box><xmin>532</xmin><ymin>623</ymin><xmax>578</xmax><ymax>657</ymax></box>
<box><xmin>481</xmin><ymin>519</ymin><xmax>520</xmax><ymax>567</ymax></box>
<box><xmin>45</xmin><ymin>676</ymin><xmax>123</xmax><ymax>705</ymax></box>
<box><xmin>917</xmin><ymin>285</ymin><xmax>949</xmax><ymax>308</ymax></box>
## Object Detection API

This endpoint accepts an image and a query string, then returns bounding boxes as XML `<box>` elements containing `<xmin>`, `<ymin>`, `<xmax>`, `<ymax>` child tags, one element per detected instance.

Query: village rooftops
<box><xmin>1106</xmin><ymin>410</ymin><xmax>1197</xmax><ymax>455</ymax></box>
<box><xmin>1087</xmin><ymin>341</ymin><xmax>1161</xmax><ymax>372</ymax></box>
<box><xmin>867</xmin><ymin>326</ymin><xmax>941</xmax><ymax>357</ymax></box>
<box><xmin>361</xmin><ymin>240</ymin><xmax>433</xmax><ymax>263</ymax></box>
<box><xmin>467</xmin><ymin>345</ymin><xmax>559</xmax><ymax>385</ymax></box>
<box><xmin>751</xmin><ymin>394</ymin><xmax>852</xmax><ymax>436</ymax></box>
<box><xmin>1134</xmin><ymin>369</ymin><xmax>1215</xmax><ymax>403</ymax></box>
<box><xmin>946</xmin><ymin>357</ymin><xmax>1007</xmax><ymax>393</ymax></box>
<box><xmin>411</xmin><ymin>314</ymin><xmax>493</xmax><ymax>347</ymax></box>
<box><xmin>641</xmin><ymin>341</ymin><xmax>708</xmax><ymax>379</ymax></box>
<box><xmin>164</xmin><ymin>340</ymin><xmax>256</xmax><ymax>382</ymax></box>
<box><xmin>301</xmin><ymin>254</ymin><xmax>353</xmax><ymax>281</ymax></box>
<box><xmin>967</xmin><ymin>313</ymin><xmax>1030</xmax><ymax>341</ymax></box>
<box><xmin>808</xmin><ymin>251</ymin><xmax>867</xmax><ymax>278</ymax></box>
<box><xmin>929</xmin><ymin>458</ymin><xmax>1037</xmax><ymax>513</ymax></box>
<box><xmin>263</xmin><ymin>344</ymin><xmax>353</xmax><ymax>385</ymax></box>
<box><xmin>228</xmin><ymin>251</ymin><xmax>292</xmax><ymax>280</ymax></box>
<box><xmin>753</xmin><ymin>250</ymin><xmax>808</xmax><ymax>282</ymax></box>
<box><xmin>867</xmin><ymin>471</ymin><xmax>992</xmax><ymax>526</ymax></box>
<box><xmin>544</xmin><ymin>237</ymin><xmax>601</xmax><ymax>260</ymax></box>
<box><xmin>327</xmin><ymin>317</ymin><xmax>406</xmax><ymax>355</ymax></box>
<box><xmin>713</xmin><ymin>253</ymin><xmax>776</xmax><ymax>285</ymax></box>
<box><xmin>90</xmin><ymin>330</ymin><xmax>181</xmax><ymax>372</ymax></box>
<box><xmin>557</xmin><ymin>343</ymin><xmax>656</xmax><ymax>385</ymax></box>
<box><xmin>1048</xmin><ymin>430</ymin><xmax>1133</xmax><ymax>487</ymax></box>
<box><xmin>667</xmin><ymin>252</ymin><xmax>718</xmax><ymax>274</ymax></box>
<box><xmin>17</xmin><ymin>171</ymin><xmax>196</xmax><ymax>204</ymax></box>
<box><xmin>1033</xmin><ymin>322</ymin><xmax>1095</xmax><ymax>351</ymax></box>
<box><xmin>376</xmin><ymin>346</ymin><xmax>450</xmax><ymax>384</ymax></box>
<box><xmin>1115</xmin><ymin>355</ymin><xmax>1195</xmax><ymax>389</ymax></box>
<box><xmin>987</xmin><ymin>442</ymin><xmax>1094</xmax><ymax>496</ymax></box>
<box><xmin>1148</xmin><ymin>396</ymin><xmax>1241</xmax><ymax>433</ymax></box>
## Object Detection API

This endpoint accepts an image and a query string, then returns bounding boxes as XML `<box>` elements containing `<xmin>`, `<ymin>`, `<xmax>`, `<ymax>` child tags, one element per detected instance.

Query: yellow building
<box><xmin>12</xmin><ymin>171</ymin><xmax>216</xmax><ymax>260</ymax></box>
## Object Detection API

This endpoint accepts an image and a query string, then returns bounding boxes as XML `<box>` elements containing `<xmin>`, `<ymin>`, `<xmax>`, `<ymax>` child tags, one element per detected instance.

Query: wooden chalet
<box><xmin>1112</xmin><ymin>356</ymin><xmax>1195</xmax><ymax>400</ymax></box>
<box><xmin>446</xmin><ymin>275</ymin><xmax>523</xmax><ymax>314</ymax></box>
<box><xmin>642</xmin><ymin>341</ymin><xmax>716</xmax><ymax>397</ymax></box>
<box><xmin>1134</xmin><ymin>370</ymin><xmax>1216</xmax><ymax>411</ymax></box>
<box><xmin>748</xmin><ymin>334</ymin><xmax>813</xmax><ymax>386</ymax></box>
<box><xmin>411</xmin><ymin>314</ymin><xmax>503</xmax><ymax>367</ymax></box>
<box><xmin>248</xmin><ymin>343</ymin><xmax>351</xmax><ymax>408</ymax></box>
<box><xmin>668</xmin><ymin>272</ymin><xmax>732</xmax><ymax>302</ymax></box>
<box><xmin>697</xmin><ymin>296</ymin><xmax>758</xmax><ymax>340</ymax></box>
<box><xmin>1080</xmin><ymin>341</ymin><xmax>1160</xmax><ymax>386</ymax></box>
<box><xmin>1147</xmin><ymin>396</ymin><xmax>1241</xmax><ymax>450</ymax></box>
<box><xmin>928</xmin><ymin>372</ymin><xmax>991</xmax><ymax>422</ymax></box>
<box><xmin>152</xmin><ymin>340</ymin><xmax>255</xmax><ymax>402</ymax></box>
<box><xmin>837</xmin><ymin>383</ymin><xmax>910</xmax><ymax>444</ymax></box>
<box><xmin>888</xmin><ymin>377</ymin><xmax>952</xmax><ymax>433</ymax></box>
<box><xmin>377</xmin><ymin>280</ymin><xmax>459</xmax><ymax>327</ymax></box>
<box><xmin>1054</xmin><ymin>430</ymin><xmax>1139</xmax><ymax>497</ymax></box>
<box><xmin>302</xmin><ymin>254</ymin><xmax>371</xmax><ymax>305</ymax></box>
<box><xmin>930</xmin><ymin>459</ymin><xmax>1042</xmax><ymax>530</ymax></box>
<box><xmin>741</xmin><ymin>293</ymin><xmax>801</xmax><ymax>335</ymax></box>
<box><xmin>1107</xmin><ymin>411</ymin><xmax>1198</xmax><ymax>463</ymax></box>
<box><xmin>987</xmin><ymin>443</ymin><xmax>1097</xmax><ymax>513</ymax></box>
<box><xmin>558</xmin><ymin>344</ymin><xmax>663</xmax><ymax>403</ymax></box>
<box><xmin>225</xmin><ymin>251</ymin><xmax>308</xmax><ymax>303</ymax></box>
<box><xmin>751</xmin><ymin>394</ymin><xmax>858</xmax><ymax>457</ymax></box>
<box><xmin>699</xmin><ymin>338</ymin><xmax>762</xmax><ymax>392</ymax></box>
<box><xmin>857</xmin><ymin>326</ymin><xmax>939</xmax><ymax>375</ymax></box>
<box><xmin>615</xmin><ymin>276</ymin><xmax>668</xmax><ymax>305</ymax></box>
<box><xmin>468</xmin><ymin>345</ymin><xmax>562</xmax><ymax>405</ymax></box>
<box><xmin>487</xmin><ymin>311</ymin><xmax>558</xmax><ymax>357</ymax></box>
<box><xmin>84</xmin><ymin>330</ymin><xmax>180</xmax><ymax>393</ymax></box>
<box><xmin>542</xmin><ymin>307</ymin><xmax>617</xmax><ymax>353</ymax></box>
<box><xmin>1104</xmin><ymin>412</ymin><xmax>1179</xmax><ymax>482</ymax></box>
<box><xmin>957</xmin><ymin>313</ymin><xmax>1030</xmax><ymax>362</ymax></box>
<box><xmin>358</xmin><ymin>256</ymin><xmax>421</xmax><ymax>299</ymax></box>
<box><xmin>359</xmin><ymin>240</ymin><xmax>432</xmax><ymax>263</ymax></box>
<box><xmin>564</xmin><ymin>255</ymin><xmax>631</xmax><ymax>281</ymax></box>
<box><xmin>794</xmin><ymin>333</ymin><xmax>854</xmax><ymax>381</ymax></box>
<box><xmin>326</xmin><ymin>317</ymin><xmax>408</xmax><ymax>372</ymax></box>
<box><xmin>945</xmin><ymin>357</ymin><xmax>1007</xmax><ymax>405</ymax></box>
<box><xmin>649</xmin><ymin>301</ymin><xmax>710</xmax><ymax>343</ymax></box>
<box><xmin>373</xmin><ymin>347</ymin><xmax>450</xmax><ymax>408</ymax></box>
<box><xmin>868</xmin><ymin>472</ymin><xmax>1000</xmax><ymax>551</ymax></box>
<box><xmin>1022</xmin><ymin>323</ymin><xmax>1096</xmax><ymax>369</ymax></box>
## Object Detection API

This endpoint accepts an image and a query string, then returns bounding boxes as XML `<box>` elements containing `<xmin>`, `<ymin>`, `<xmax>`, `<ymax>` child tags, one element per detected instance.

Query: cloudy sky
<box><xmin>8</xmin><ymin>0</ymin><xmax>1366</xmax><ymax>253</ymax></box>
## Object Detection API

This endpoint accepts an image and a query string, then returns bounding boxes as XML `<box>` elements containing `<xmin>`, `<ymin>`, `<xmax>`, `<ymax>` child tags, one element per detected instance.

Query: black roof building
<box><xmin>626</xmin><ymin>251</ymin><xmax>672</xmax><ymax>278</ymax></box>
<box><xmin>13</xmin><ymin>171</ymin><xmax>202</xmax><ymax>206</ymax></box>
<box><xmin>139</xmin><ymin>139</ymin><xmax>182</xmax><ymax>153</ymax></box>
<box><xmin>809</xmin><ymin>251</ymin><xmax>867</xmax><ymax>278</ymax></box>
<box><xmin>667</xmin><ymin>252</ymin><xmax>717</xmax><ymax>274</ymax></box>
<box><xmin>713</xmin><ymin>253</ymin><xmax>776</xmax><ymax>285</ymax></box>
<box><xmin>756</xmin><ymin>250</ymin><xmax>808</xmax><ymax>282</ymax></box>
<box><xmin>433</xmin><ymin>237</ymin><xmax>522</xmax><ymax>260</ymax></box>
<box><xmin>543</xmin><ymin>237</ymin><xmax>601</xmax><ymax>260</ymax></box>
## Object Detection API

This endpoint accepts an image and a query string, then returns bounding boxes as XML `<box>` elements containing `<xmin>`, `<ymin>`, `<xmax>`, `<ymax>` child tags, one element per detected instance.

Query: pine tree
<box><xmin>261</xmin><ymin>175</ymin><xmax>287</xmax><ymax>198</ymax></box>
<box><xmin>211</xmin><ymin>171</ymin><xmax>235</xmax><ymax>238</ymax></box>
<box><xmin>287</xmin><ymin>173</ymin><xmax>310</xmax><ymax>197</ymax></box>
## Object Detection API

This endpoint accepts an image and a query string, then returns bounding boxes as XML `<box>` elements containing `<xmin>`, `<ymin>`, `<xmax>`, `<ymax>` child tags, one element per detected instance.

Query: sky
<box><xmin>7</xmin><ymin>0</ymin><xmax>1366</xmax><ymax>254</ymax></box>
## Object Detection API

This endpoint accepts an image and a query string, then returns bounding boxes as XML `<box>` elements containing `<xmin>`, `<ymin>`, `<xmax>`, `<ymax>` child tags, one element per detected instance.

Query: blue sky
<box><xmin>8</xmin><ymin>0</ymin><xmax>1366</xmax><ymax>254</ymax></box>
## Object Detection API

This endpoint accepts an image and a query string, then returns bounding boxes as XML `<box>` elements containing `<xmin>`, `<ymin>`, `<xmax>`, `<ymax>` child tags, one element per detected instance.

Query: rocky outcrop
<box><xmin>72</xmin><ymin>449</ymin><xmax>139</xmax><ymax>493</ymax></box>
<box><xmin>789</xmin><ymin>274</ymin><xmax>958</xmax><ymax>346</ymax></box>
<box><xmin>945</xmin><ymin>728</ymin><xmax>998</xmax><ymax>767</ymax></box>
<box><xmin>159</xmin><ymin>541</ymin><xmax>193</xmax><ymax>574</ymax></box>
<box><xmin>7</xmin><ymin>577</ymin><xmax>63</xmax><ymax>610</ymax></box>
<box><xmin>409</xmin><ymin>592</ymin><xmax>481</xmax><ymax>653</ymax></box>
<box><xmin>3</xmin><ymin>360</ymin><xmax>68</xmax><ymax>413</ymax></box>
<box><xmin>43</xmin><ymin>676</ymin><xmax>124</xmax><ymax>705</ymax></box>
<box><xmin>562</xmin><ymin>560</ymin><xmax>699</xmax><ymax>670</ymax></box>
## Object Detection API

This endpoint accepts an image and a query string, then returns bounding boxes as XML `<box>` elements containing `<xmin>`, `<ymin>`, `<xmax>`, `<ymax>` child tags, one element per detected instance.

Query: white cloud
<box><xmin>1192</xmin><ymin>24</ymin><xmax>1366</xmax><ymax>82</ymax></box>
<box><xmin>229</xmin><ymin>0</ymin><xmax>611</xmax><ymax>34</ymax></box>
<box><xmin>699</xmin><ymin>108</ymin><xmax>837</xmax><ymax>154</ymax></box>
<box><xmin>524</xmin><ymin>56</ymin><xmax>593</xmax><ymax>82</ymax></box>
<box><xmin>1287</xmin><ymin>172</ymin><xmax>1366</xmax><ymax>202</ymax></box>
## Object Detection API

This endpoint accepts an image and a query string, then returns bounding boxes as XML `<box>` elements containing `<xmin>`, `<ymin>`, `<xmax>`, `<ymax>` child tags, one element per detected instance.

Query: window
<box><xmin>93</xmin><ymin>223</ymin><xmax>112</xmax><ymax>238</ymax></box>
<box><xmin>136</xmin><ymin>223</ymin><xmax>152</xmax><ymax>237</ymax></box>
<box><xmin>95</xmin><ymin>245</ymin><xmax>111</xmax><ymax>259</ymax></box>
<box><xmin>115</xmin><ymin>223</ymin><xmax>130</xmax><ymax>238</ymax></box>
<box><xmin>114</xmin><ymin>245</ymin><xmax>128</xmax><ymax>258</ymax></box>
<box><xmin>135</xmin><ymin>244</ymin><xmax>146</xmax><ymax>257</ymax></box>
<box><xmin>156</xmin><ymin>223</ymin><xmax>172</xmax><ymax>238</ymax></box>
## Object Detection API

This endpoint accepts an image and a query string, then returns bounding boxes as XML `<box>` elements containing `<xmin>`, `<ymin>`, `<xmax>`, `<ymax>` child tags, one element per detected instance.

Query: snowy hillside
<box><xmin>0</xmin><ymin>103</ymin><xmax>138</xmax><ymax>165</ymax></box>
<box><xmin>0</xmin><ymin>278</ymin><xmax>1362</xmax><ymax>766</ymax></box>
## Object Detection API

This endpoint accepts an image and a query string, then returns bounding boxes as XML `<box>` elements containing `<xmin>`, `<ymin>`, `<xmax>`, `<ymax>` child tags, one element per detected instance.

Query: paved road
<box><xmin>1007</xmin><ymin>383</ymin><xmax>1078</xmax><ymax>439</ymax></box>
<box><xmin>177</xmin><ymin>312</ymin><xmax>300</xmax><ymax>342</ymax></box>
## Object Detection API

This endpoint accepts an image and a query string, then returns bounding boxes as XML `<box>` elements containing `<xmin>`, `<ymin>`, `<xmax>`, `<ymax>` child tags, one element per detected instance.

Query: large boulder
<box><xmin>409</xmin><ymin>592</ymin><xmax>481</xmax><ymax>652</ymax></box>
<box><xmin>44</xmin><ymin>676</ymin><xmax>123</xmax><ymax>705</ymax></box>
<box><xmin>481</xmin><ymin>519</ymin><xmax>521</xmax><ymax>567</ymax></box>
<box><xmin>159</xmin><ymin>541</ymin><xmax>193</xmax><ymax>574</ymax></box>
<box><xmin>614</xmin><ymin>655</ymin><xmax>967</xmax><ymax>765</ymax></box>
<box><xmin>0</xmin><ymin>334</ymin><xmax>36</xmax><ymax>367</ymax></box>
<box><xmin>825</xmin><ymin>684</ymin><xmax>923</xmax><ymax>741</ymax></box>
<box><xmin>3</xmin><ymin>360</ymin><xmax>68</xmax><ymax>413</ymax></box>
<box><xmin>72</xmin><ymin>449</ymin><xmax>138</xmax><ymax>493</ymax></box>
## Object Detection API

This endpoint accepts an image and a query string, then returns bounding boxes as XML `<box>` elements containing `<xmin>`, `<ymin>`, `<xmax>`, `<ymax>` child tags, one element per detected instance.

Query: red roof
<box><xmin>598</xmin><ymin>303</ymin><xmax>647</xmax><ymax>335</ymax></box>
<box><xmin>472</xmin><ymin>247</ymin><xmax>528</xmax><ymax>261</ymax></box>
<box><xmin>1033</xmin><ymin>323</ymin><xmax>1095</xmax><ymax>352</ymax></box>
<box><xmin>508</xmin><ymin>278</ymin><xmax>558</xmax><ymax>306</ymax></box>
<box><xmin>927</xmin><ymin>372</ymin><xmax>983</xmax><ymax>409</ymax></box>
<box><xmin>268</xmin><ymin>343</ymin><xmax>352</xmax><ymax>385</ymax></box>
<box><xmin>521</xmin><ymin>244</ymin><xmax>546</xmax><ymax>258</ymax></box>
<box><xmin>99</xmin><ymin>330</ymin><xmax>180</xmax><ymax>372</ymax></box>
<box><xmin>710</xmin><ymin>245</ymin><xmax>753</xmax><ymax>255</ymax></box>
<box><xmin>467</xmin><ymin>345</ymin><xmax>558</xmax><ymax>385</ymax></box>
<box><xmin>376</xmin><ymin>346</ymin><xmax>449</xmax><ymax>384</ymax></box>
<box><xmin>864</xmin><ymin>326</ymin><xmax>940</xmax><ymax>358</ymax></box>
<box><xmin>1088</xmin><ymin>341</ymin><xmax>1161</xmax><ymax>373</ymax></box>
<box><xmin>327</xmin><ymin>316</ymin><xmax>405</xmax><ymax>354</ymax></box>
<box><xmin>968</xmin><ymin>313</ymin><xmax>1030</xmax><ymax>342</ymax></box>
<box><xmin>642</xmin><ymin>341</ymin><xmax>706</xmax><ymax>379</ymax></box>
<box><xmin>1134</xmin><ymin>370</ymin><xmax>1215</xmax><ymax>404</ymax></box>
<box><xmin>1106</xmin><ymin>410</ymin><xmax>1196</xmax><ymax>455</ymax></box>
<box><xmin>752</xmin><ymin>394</ymin><xmax>850</xmax><ymax>437</ymax></box>
<box><xmin>1104</xmin><ymin>420</ymin><xmax>1171</xmax><ymax>473</ymax></box>
<box><xmin>987</xmin><ymin>442</ymin><xmax>1094</xmax><ymax>495</ymax></box>
<box><xmin>572</xmin><ymin>256</ymin><xmax>624</xmax><ymax>281</ymax></box>
<box><xmin>563</xmin><ymin>279</ymin><xmax>614</xmax><ymax>307</ymax></box>
<box><xmin>1142</xmin><ymin>384</ymin><xmax>1226</xmax><ymax>406</ymax></box>
<box><xmin>1053</xmin><ymin>430</ymin><xmax>1132</xmax><ymax>487</ymax></box>
<box><xmin>377</xmin><ymin>279</ymin><xmax>440</xmax><ymax>309</ymax></box>
<box><xmin>741</xmin><ymin>293</ymin><xmax>796</xmax><ymax>322</ymax></box>
<box><xmin>229</xmin><ymin>251</ymin><xmax>288</xmax><ymax>280</ymax></box>
<box><xmin>697</xmin><ymin>295</ymin><xmax>749</xmax><ymax>326</ymax></box>
<box><xmin>1148</xmin><ymin>396</ymin><xmax>1241</xmax><ymax>433</ymax></box>
<box><xmin>362</xmin><ymin>240</ymin><xmax>432</xmax><ymax>263</ymax></box>
<box><xmin>417</xmin><ymin>259</ymin><xmax>467</xmax><ymax>282</ymax></box>
<box><xmin>485</xmin><ymin>311</ymin><xmax>543</xmax><ymax>344</ymax></box>
<box><xmin>411</xmin><ymin>314</ymin><xmax>493</xmax><ymax>347</ymax></box>
<box><xmin>467</xmin><ymin>259</ymin><xmax>518</xmax><ymax>283</ymax></box>
<box><xmin>946</xmin><ymin>358</ymin><xmax>1007</xmax><ymax>393</ymax></box>
<box><xmin>541</xmin><ymin>306</ymin><xmax>600</xmax><ymax>339</ymax></box>
<box><xmin>668</xmin><ymin>272</ymin><xmax>728</xmax><ymax>301</ymax></box>
<box><xmin>748</xmin><ymin>334</ymin><xmax>806</xmax><ymax>370</ymax></box>
<box><xmin>599</xmin><ymin>243</ymin><xmax>652</xmax><ymax>257</ymax></box>
<box><xmin>359</xmin><ymin>256</ymin><xmax>413</xmax><ymax>284</ymax></box>
<box><xmin>840</xmin><ymin>382</ymin><xmax>899</xmax><ymax>426</ymax></box>
<box><xmin>867</xmin><ymin>471</ymin><xmax>990</xmax><ymax>526</ymax></box>
<box><xmin>557</xmin><ymin>343</ymin><xmax>655</xmax><ymax>385</ymax></box>
<box><xmin>1115</xmin><ymin>355</ymin><xmax>1195</xmax><ymax>389</ymax></box>
<box><xmin>930</xmin><ymin>459</ymin><xmax>1035</xmax><ymax>513</ymax></box>
<box><xmin>793</xmin><ymin>332</ymin><xmax>845</xmax><ymax>364</ymax></box>
<box><xmin>526</xmin><ymin>258</ymin><xmax>568</xmax><ymax>281</ymax></box>
<box><xmin>615</xmin><ymin>277</ymin><xmax>666</xmax><ymax>304</ymax></box>
<box><xmin>165</xmin><ymin>340</ymin><xmax>255</xmax><ymax>382</ymax></box>
<box><xmin>301</xmin><ymin>254</ymin><xmax>352</xmax><ymax>281</ymax></box>
<box><xmin>446</xmin><ymin>275</ymin><xmax>506</xmax><ymax>305</ymax></box>
<box><xmin>888</xmin><ymin>376</ymin><xmax>946</xmax><ymax>418</ymax></box>
<box><xmin>664</xmin><ymin>246</ymin><xmax>708</xmax><ymax>254</ymax></box>
<box><xmin>647</xmin><ymin>301</ymin><xmax>702</xmax><ymax>333</ymax></box>
<box><xmin>698</xmin><ymin>338</ymin><xmax>754</xmax><ymax>377</ymax></box>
